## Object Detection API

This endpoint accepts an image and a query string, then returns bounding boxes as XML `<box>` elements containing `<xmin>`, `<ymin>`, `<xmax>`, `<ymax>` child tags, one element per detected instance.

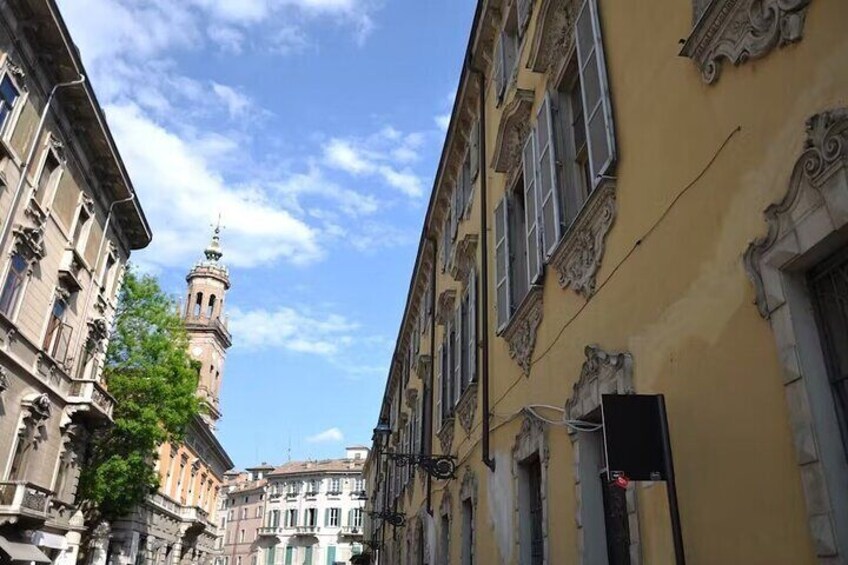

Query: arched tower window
<box><xmin>207</xmin><ymin>294</ymin><xmax>216</xmax><ymax>318</ymax></box>
<box><xmin>193</xmin><ymin>292</ymin><xmax>203</xmax><ymax>317</ymax></box>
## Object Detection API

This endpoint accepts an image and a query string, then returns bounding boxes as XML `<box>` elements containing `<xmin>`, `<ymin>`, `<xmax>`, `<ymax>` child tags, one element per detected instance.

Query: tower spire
<box><xmin>204</xmin><ymin>214</ymin><xmax>224</xmax><ymax>262</ymax></box>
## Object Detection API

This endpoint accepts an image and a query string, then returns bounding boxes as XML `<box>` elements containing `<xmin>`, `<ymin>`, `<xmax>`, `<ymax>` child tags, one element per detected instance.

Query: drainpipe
<box><xmin>0</xmin><ymin>74</ymin><xmax>86</xmax><ymax>258</ymax></box>
<box><xmin>469</xmin><ymin>60</ymin><xmax>495</xmax><ymax>473</ymax></box>
<box><xmin>426</xmin><ymin>234</ymin><xmax>437</xmax><ymax>515</ymax></box>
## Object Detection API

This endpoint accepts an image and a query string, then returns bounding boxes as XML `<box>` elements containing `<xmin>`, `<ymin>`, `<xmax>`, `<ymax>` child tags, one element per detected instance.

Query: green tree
<box><xmin>78</xmin><ymin>268</ymin><xmax>201</xmax><ymax>523</ymax></box>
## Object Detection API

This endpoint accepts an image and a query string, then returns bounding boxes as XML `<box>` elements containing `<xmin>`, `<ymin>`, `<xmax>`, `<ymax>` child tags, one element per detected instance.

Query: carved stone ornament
<box><xmin>745</xmin><ymin>108</ymin><xmax>848</xmax><ymax>318</ymax></box>
<box><xmin>439</xmin><ymin>486</ymin><xmax>452</xmax><ymax>518</ymax></box>
<box><xmin>87</xmin><ymin>317</ymin><xmax>108</xmax><ymax>349</ymax></box>
<box><xmin>416</xmin><ymin>354</ymin><xmax>432</xmax><ymax>379</ymax></box>
<box><xmin>550</xmin><ymin>180</ymin><xmax>616</xmax><ymax>298</ymax></box>
<box><xmin>743</xmin><ymin>109</ymin><xmax>848</xmax><ymax>561</ymax></box>
<box><xmin>456</xmin><ymin>381</ymin><xmax>478</xmax><ymax>436</ymax></box>
<box><xmin>526</xmin><ymin>0</ymin><xmax>579</xmax><ymax>75</ymax></box>
<box><xmin>459</xmin><ymin>467</ymin><xmax>478</xmax><ymax>511</ymax></box>
<box><xmin>564</xmin><ymin>345</ymin><xmax>634</xmax><ymax>423</ymax></box>
<box><xmin>27</xmin><ymin>392</ymin><xmax>52</xmax><ymax>420</ymax></box>
<box><xmin>501</xmin><ymin>286</ymin><xmax>543</xmax><ymax>377</ymax></box>
<box><xmin>436</xmin><ymin>289</ymin><xmax>456</xmax><ymax>326</ymax></box>
<box><xmin>680</xmin><ymin>0</ymin><xmax>811</xmax><ymax>84</ymax></box>
<box><xmin>0</xmin><ymin>367</ymin><xmax>7</xmax><ymax>393</ymax></box>
<box><xmin>4</xmin><ymin>59</ymin><xmax>26</xmax><ymax>86</ymax></box>
<box><xmin>492</xmin><ymin>89</ymin><xmax>535</xmax><ymax>174</ymax></box>
<box><xmin>12</xmin><ymin>224</ymin><xmax>46</xmax><ymax>262</ymax></box>
<box><xmin>449</xmin><ymin>234</ymin><xmax>478</xmax><ymax>282</ymax></box>
<box><xmin>437</xmin><ymin>417</ymin><xmax>455</xmax><ymax>454</ymax></box>
<box><xmin>405</xmin><ymin>387</ymin><xmax>418</xmax><ymax>409</ymax></box>
<box><xmin>511</xmin><ymin>415</ymin><xmax>550</xmax><ymax>562</ymax></box>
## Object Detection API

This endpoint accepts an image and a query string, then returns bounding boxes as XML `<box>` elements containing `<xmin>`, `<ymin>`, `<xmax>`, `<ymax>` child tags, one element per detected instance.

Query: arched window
<box><xmin>207</xmin><ymin>294</ymin><xmax>216</xmax><ymax>317</ymax></box>
<box><xmin>193</xmin><ymin>292</ymin><xmax>203</xmax><ymax>317</ymax></box>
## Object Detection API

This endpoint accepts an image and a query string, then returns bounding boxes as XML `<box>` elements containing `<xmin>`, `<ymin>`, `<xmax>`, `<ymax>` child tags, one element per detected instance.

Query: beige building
<box><xmin>0</xmin><ymin>0</ymin><xmax>151</xmax><ymax>563</ymax></box>
<box><xmin>219</xmin><ymin>465</ymin><xmax>272</xmax><ymax>565</ymax></box>
<box><xmin>107</xmin><ymin>231</ymin><xmax>234</xmax><ymax>565</ymax></box>
<box><xmin>364</xmin><ymin>0</ymin><xmax>848</xmax><ymax>564</ymax></box>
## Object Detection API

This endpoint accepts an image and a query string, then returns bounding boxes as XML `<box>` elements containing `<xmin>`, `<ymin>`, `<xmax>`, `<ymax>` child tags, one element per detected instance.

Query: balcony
<box><xmin>57</xmin><ymin>249</ymin><xmax>85</xmax><ymax>294</ymax></box>
<box><xmin>294</xmin><ymin>525</ymin><xmax>318</xmax><ymax>536</ymax></box>
<box><xmin>340</xmin><ymin>526</ymin><xmax>363</xmax><ymax>537</ymax></box>
<box><xmin>0</xmin><ymin>482</ymin><xmax>51</xmax><ymax>526</ymax></box>
<box><xmin>257</xmin><ymin>526</ymin><xmax>284</xmax><ymax>537</ymax></box>
<box><xmin>68</xmin><ymin>380</ymin><xmax>115</xmax><ymax>420</ymax></box>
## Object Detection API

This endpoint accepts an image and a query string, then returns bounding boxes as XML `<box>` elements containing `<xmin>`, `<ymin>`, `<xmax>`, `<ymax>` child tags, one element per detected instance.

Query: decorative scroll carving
<box><xmin>439</xmin><ymin>485</ymin><xmax>452</xmax><ymax>518</ymax></box>
<box><xmin>492</xmin><ymin>89</ymin><xmax>535</xmax><ymax>173</ymax></box>
<box><xmin>456</xmin><ymin>382</ymin><xmax>478</xmax><ymax>436</ymax></box>
<box><xmin>501</xmin><ymin>286</ymin><xmax>543</xmax><ymax>377</ymax></box>
<box><xmin>550</xmin><ymin>181</ymin><xmax>616</xmax><ymax>297</ymax></box>
<box><xmin>449</xmin><ymin>234</ymin><xmax>478</xmax><ymax>282</ymax></box>
<box><xmin>680</xmin><ymin>0</ymin><xmax>811</xmax><ymax>84</ymax></box>
<box><xmin>459</xmin><ymin>467</ymin><xmax>478</xmax><ymax>512</ymax></box>
<box><xmin>527</xmin><ymin>0</ymin><xmax>578</xmax><ymax>75</ymax></box>
<box><xmin>28</xmin><ymin>392</ymin><xmax>52</xmax><ymax>420</ymax></box>
<box><xmin>436</xmin><ymin>289</ymin><xmax>456</xmax><ymax>326</ymax></box>
<box><xmin>87</xmin><ymin>317</ymin><xmax>108</xmax><ymax>350</ymax></box>
<box><xmin>12</xmin><ymin>224</ymin><xmax>46</xmax><ymax>262</ymax></box>
<box><xmin>405</xmin><ymin>388</ymin><xmax>418</xmax><ymax>409</ymax></box>
<box><xmin>5</xmin><ymin>58</ymin><xmax>26</xmax><ymax>87</ymax></box>
<box><xmin>0</xmin><ymin>368</ymin><xmax>7</xmax><ymax>393</ymax></box>
<box><xmin>437</xmin><ymin>417</ymin><xmax>455</xmax><ymax>454</ymax></box>
<box><xmin>416</xmin><ymin>354</ymin><xmax>431</xmax><ymax>379</ymax></box>
<box><xmin>745</xmin><ymin>108</ymin><xmax>848</xmax><ymax>318</ymax></box>
<box><xmin>565</xmin><ymin>345</ymin><xmax>634</xmax><ymax>422</ymax></box>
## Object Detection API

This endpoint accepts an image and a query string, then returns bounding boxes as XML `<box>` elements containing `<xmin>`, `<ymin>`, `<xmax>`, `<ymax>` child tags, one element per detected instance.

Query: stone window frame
<box><xmin>679</xmin><ymin>0</ymin><xmax>811</xmax><ymax>84</ymax></box>
<box><xmin>438</xmin><ymin>488</ymin><xmax>453</xmax><ymax>565</ymax></box>
<box><xmin>511</xmin><ymin>415</ymin><xmax>550</xmax><ymax>565</ymax></box>
<box><xmin>459</xmin><ymin>467</ymin><xmax>478</xmax><ymax>565</ymax></box>
<box><xmin>564</xmin><ymin>345</ymin><xmax>641</xmax><ymax>564</ymax></box>
<box><xmin>744</xmin><ymin>108</ymin><xmax>848</xmax><ymax>561</ymax></box>
<box><xmin>0</xmin><ymin>54</ymin><xmax>29</xmax><ymax>162</ymax></box>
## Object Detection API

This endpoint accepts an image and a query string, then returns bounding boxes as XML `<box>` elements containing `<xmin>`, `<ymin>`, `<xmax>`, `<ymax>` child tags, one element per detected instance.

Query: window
<box><xmin>239</xmin><ymin>529</ymin><xmax>245</xmax><ymax>543</ymax></box>
<box><xmin>465</xmin><ymin>270</ymin><xmax>477</xmax><ymax>389</ymax></box>
<box><xmin>440</xmin><ymin>514</ymin><xmax>451</xmax><ymax>565</ymax></box>
<box><xmin>494</xmin><ymin>171</ymin><xmax>530</xmax><ymax>331</ymax></box>
<box><xmin>207</xmin><ymin>294</ymin><xmax>216</xmax><ymax>317</ymax></box>
<box><xmin>493</xmin><ymin>5</ymin><xmax>520</xmax><ymax>103</ymax></box>
<box><xmin>255</xmin><ymin>506</ymin><xmax>262</xmax><ymax>518</ymax></box>
<box><xmin>43</xmin><ymin>298</ymin><xmax>72</xmax><ymax>363</ymax></box>
<box><xmin>72</xmin><ymin>204</ymin><xmax>91</xmax><ymax>251</ymax></box>
<box><xmin>266</xmin><ymin>546</ymin><xmax>275</xmax><ymax>565</ymax></box>
<box><xmin>518</xmin><ymin>455</ymin><xmax>544</xmax><ymax>565</ymax></box>
<box><xmin>350</xmin><ymin>508</ymin><xmax>363</xmax><ymax>528</ymax></box>
<box><xmin>353</xmin><ymin>478</ymin><xmax>365</xmax><ymax>493</ymax></box>
<box><xmin>194</xmin><ymin>292</ymin><xmax>203</xmax><ymax>317</ymax></box>
<box><xmin>284</xmin><ymin>547</ymin><xmax>293</xmax><ymax>565</ymax></box>
<box><xmin>326</xmin><ymin>507</ymin><xmax>341</xmax><ymax>527</ymax></box>
<box><xmin>285</xmin><ymin>509</ymin><xmax>298</xmax><ymax>528</ymax></box>
<box><xmin>304</xmin><ymin>508</ymin><xmax>317</xmax><ymax>527</ymax></box>
<box><xmin>241</xmin><ymin>507</ymin><xmax>248</xmax><ymax>519</ymax></box>
<box><xmin>328</xmin><ymin>477</ymin><xmax>341</xmax><ymax>494</ymax></box>
<box><xmin>809</xmin><ymin>247</ymin><xmax>848</xmax><ymax>452</ymax></box>
<box><xmin>461</xmin><ymin>498</ymin><xmax>474</xmax><ymax>565</ymax></box>
<box><xmin>306</xmin><ymin>479</ymin><xmax>318</xmax><ymax>495</ymax></box>
<box><xmin>267</xmin><ymin>509</ymin><xmax>280</xmax><ymax>528</ymax></box>
<box><xmin>0</xmin><ymin>73</ymin><xmax>19</xmax><ymax>132</ymax></box>
<box><xmin>34</xmin><ymin>151</ymin><xmax>60</xmax><ymax>205</ymax></box>
<box><xmin>0</xmin><ymin>253</ymin><xmax>27</xmax><ymax>316</ymax></box>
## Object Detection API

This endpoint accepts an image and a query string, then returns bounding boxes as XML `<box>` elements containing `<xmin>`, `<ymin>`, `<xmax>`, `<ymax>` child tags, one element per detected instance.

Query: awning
<box><xmin>30</xmin><ymin>531</ymin><xmax>67</xmax><ymax>550</ymax></box>
<box><xmin>0</xmin><ymin>535</ymin><xmax>52</xmax><ymax>563</ymax></box>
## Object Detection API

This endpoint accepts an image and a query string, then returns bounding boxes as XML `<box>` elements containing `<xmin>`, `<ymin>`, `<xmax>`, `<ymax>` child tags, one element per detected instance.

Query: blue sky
<box><xmin>57</xmin><ymin>0</ymin><xmax>476</xmax><ymax>468</ymax></box>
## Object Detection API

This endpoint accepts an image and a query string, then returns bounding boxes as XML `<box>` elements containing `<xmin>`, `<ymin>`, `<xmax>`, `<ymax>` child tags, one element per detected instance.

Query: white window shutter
<box><xmin>470</xmin><ymin>118</ymin><xmax>480</xmax><ymax>181</ymax></box>
<box><xmin>536</xmin><ymin>93</ymin><xmax>562</xmax><ymax>257</ymax></box>
<box><xmin>442</xmin><ymin>217</ymin><xmax>450</xmax><ymax>271</ymax></box>
<box><xmin>468</xmin><ymin>269</ymin><xmax>477</xmax><ymax>383</ymax></box>
<box><xmin>494</xmin><ymin>196</ymin><xmax>511</xmax><ymax>331</ymax></box>
<box><xmin>436</xmin><ymin>343</ymin><xmax>443</xmax><ymax>424</ymax></box>
<box><xmin>517</xmin><ymin>0</ymin><xmax>532</xmax><ymax>36</ymax></box>
<box><xmin>462</xmin><ymin>150</ymin><xmax>472</xmax><ymax>214</ymax></box>
<box><xmin>453</xmin><ymin>306</ymin><xmax>462</xmax><ymax>405</ymax></box>
<box><xmin>575</xmin><ymin>0</ymin><xmax>616</xmax><ymax>187</ymax></box>
<box><xmin>523</xmin><ymin>132</ymin><xmax>542</xmax><ymax>285</ymax></box>
<box><xmin>450</xmin><ymin>187</ymin><xmax>458</xmax><ymax>240</ymax></box>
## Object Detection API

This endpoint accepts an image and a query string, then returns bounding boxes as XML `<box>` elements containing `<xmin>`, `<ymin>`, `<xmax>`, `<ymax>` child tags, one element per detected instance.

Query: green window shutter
<box><xmin>284</xmin><ymin>547</ymin><xmax>293</xmax><ymax>565</ymax></box>
<box><xmin>304</xmin><ymin>546</ymin><xmax>313</xmax><ymax>565</ymax></box>
<box><xmin>326</xmin><ymin>546</ymin><xmax>336</xmax><ymax>565</ymax></box>
<box><xmin>266</xmin><ymin>546</ymin><xmax>275</xmax><ymax>565</ymax></box>
<box><xmin>494</xmin><ymin>196</ymin><xmax>511</xmax><ymax>330</ymax></box>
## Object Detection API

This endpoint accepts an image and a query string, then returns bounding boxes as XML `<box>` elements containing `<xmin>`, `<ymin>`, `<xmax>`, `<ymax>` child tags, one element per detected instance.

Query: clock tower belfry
<box><xmin>183</xmin><ymin>224</ymin><xmax>232</xmax><ymax>426</ymax></box>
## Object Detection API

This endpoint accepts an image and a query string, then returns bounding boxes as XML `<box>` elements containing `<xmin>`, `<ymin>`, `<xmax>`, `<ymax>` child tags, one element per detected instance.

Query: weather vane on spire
<box><xmin>204</xmin><ymin>213</ymin><xmax>224</xmax><ymax>262</ymax></box>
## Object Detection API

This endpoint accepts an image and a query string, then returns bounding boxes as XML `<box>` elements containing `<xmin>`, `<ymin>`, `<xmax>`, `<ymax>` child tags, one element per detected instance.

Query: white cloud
<box><xmin>306</xmin><ymin>427</ymin><xmax>344</xmax><ymax>443</ymax></box>
<box><xmin>212</xmin><ymin>83</ymin><xmax>252</xmax><ymax>118</ymax></box>
<box><xmin>207</xmin><ymin>24</ymin><xmax>245</xmax><ymax>53</ymax></box>
<box><xmin>435</xmin><ymin>113</ymin><xmax>451</xmax><ymax>131</ymax></box>
<box><xmin>228</xmin><ymin>305</ymin><xmax>359</xmax><ymax>354</ymax></box>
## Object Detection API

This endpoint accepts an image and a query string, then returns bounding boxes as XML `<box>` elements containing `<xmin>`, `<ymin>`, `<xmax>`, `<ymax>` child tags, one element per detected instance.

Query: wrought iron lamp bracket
<box><xmin>384</xmin><ymin>451</ymin><xmax>457</xmax><ymax>480</ymax></box>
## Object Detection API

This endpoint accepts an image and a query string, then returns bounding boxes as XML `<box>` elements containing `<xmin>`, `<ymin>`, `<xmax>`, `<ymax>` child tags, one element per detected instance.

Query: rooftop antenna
<box><xmin>287</xmin><ymin>435</ymin><xmax>292</xmax><ymax>462</ymax></box>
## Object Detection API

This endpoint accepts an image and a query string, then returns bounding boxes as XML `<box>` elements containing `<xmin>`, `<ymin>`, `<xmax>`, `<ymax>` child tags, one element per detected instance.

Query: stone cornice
<box><xmin>550</xmin><ymin>180</ymin><xmax>616</xmax><ymax>298</ymax></box>
<box><xmin>492</xmin><ymin>89</ymin><xmax>535</xmax><ymax>174</ymax></box>
<box><xmin>501</xmin><ymin>286</ymin><xmax>544</xmax><ymax>377</ymax></box>
<box><xmin>680</xmin><ymin>0</ymin><xmax>810</xmax><ymax>84</ymax></box>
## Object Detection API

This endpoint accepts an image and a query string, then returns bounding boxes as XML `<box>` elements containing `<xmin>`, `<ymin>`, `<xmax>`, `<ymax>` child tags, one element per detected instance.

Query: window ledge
<box><xmin>500</xmin><ymin>285</ymin><xmax>544</xmax><ymax>377</ymax></box>
<box><xmin>549</xmin><ymin>179</ymin><xmax>617</xmax><ymax>298</ymax></box>
<box><xmin>679</xmin><ymin>0</ymin><xmax>810</xmax><ymax>84</ymax></box>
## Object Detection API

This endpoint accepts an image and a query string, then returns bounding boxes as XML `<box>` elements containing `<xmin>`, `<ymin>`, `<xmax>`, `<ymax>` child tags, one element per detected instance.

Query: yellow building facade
<box><xmin>364</xmin><ymin>0</ymin><xmax>848</xmax><ymax>563</ymax></box>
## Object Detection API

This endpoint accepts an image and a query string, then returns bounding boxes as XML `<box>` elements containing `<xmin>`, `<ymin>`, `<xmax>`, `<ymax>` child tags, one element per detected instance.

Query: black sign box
<box><xmin>601</xmin><ymin>394</ymin><xmax>668</xmax><ymax>482</ymax></box>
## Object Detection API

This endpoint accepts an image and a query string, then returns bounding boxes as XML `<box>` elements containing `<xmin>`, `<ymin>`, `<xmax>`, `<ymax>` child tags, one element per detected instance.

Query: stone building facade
<box><xmin>0</xmin><ymin>0</ymin><xmax>151</xmax><ymax>563</ymax></box>
<box><xmin>107</xmin><ymin>231</ymin><xmax>234</xmax><ymax>565</ymax></box>
<box><xmin>364</xmin><ymin>0</ymin><xmax>848</xmax><ymax>563</ymax></box>
<box><xmin>222</xmin><ymin>448</ymin><xmax>368</xmax><ymax>565</ymax></box>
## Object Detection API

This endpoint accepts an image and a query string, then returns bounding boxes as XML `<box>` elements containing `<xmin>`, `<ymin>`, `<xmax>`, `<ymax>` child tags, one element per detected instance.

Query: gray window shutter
<box><xmin>494</xmin><ymin>34</ymin><xmax>506</xmax><ymax>101</ymax></box>
<box><xmin>468</xmin><ymin>269</ymin><xmax>477</xmax><ymax>383</ymax></box>
<box><xmin>453</xmin><ymin>305</ymin><xmax>462</xmax><ymax>405</ymax></box>
<box><xmin>470</xmin><ymin>118</ymin><xmax>480</xmax><ymax>181</ymax></box>
<box><xmin>575</xmin><ymin>0</ymin><xmax>616</xmax><ymax>187</ymax></box>
<box><xmin>451</xmin><ymin>186</ymin><xmax>459</xmax><ymax>239</ymax></box>
<box><xmin>536</xmin><ymin>93</ymin><xmax>562</xmax><ymax>257</ymax></box>
<box><xmin>442</xmin><ymin>217</ymin><xmax>450</xmax><ymax>271</ymax></box>
<box><xmin>436</xmin><ymin>343</ymin><xmax>443</xmax><ymax>424</ymax></box>
<box><xmin>324</xmin><ymin>508</ymin><xmax>329</xmax><ymax>527</ymax></box>
<box><xmin>494</xmin><ymin>196</ymin><xmax>511</xmax><ymax>331</ymax></box>
<box><xmin>517</xmin><ymin>0</ymin><xmax>532</xmax><ymax>36</ymax></box>
<box><xmin>523</xmin><ymin>133</ymin><xmax>542</xmax><ymax>285</ymax></box>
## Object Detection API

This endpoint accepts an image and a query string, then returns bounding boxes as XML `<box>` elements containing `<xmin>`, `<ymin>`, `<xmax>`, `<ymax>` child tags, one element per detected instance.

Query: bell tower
<box><xmin>183</xmin><ymin>223</ymin><xmax>232</xmax><ymax>427</ymax></box>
